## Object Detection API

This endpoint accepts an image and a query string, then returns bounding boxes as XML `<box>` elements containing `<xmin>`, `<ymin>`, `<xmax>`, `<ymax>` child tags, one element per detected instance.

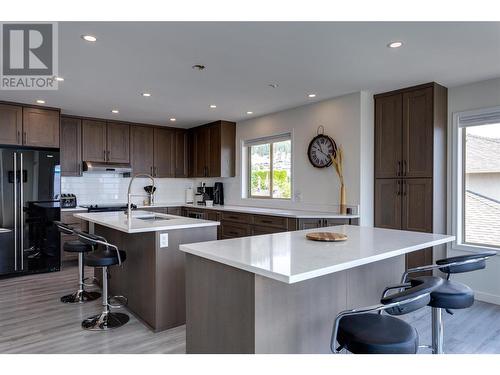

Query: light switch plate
<box><xmin>160</xmin><ymin>233</ymin><xmax>169</xmax><ymax>248</ymax></box>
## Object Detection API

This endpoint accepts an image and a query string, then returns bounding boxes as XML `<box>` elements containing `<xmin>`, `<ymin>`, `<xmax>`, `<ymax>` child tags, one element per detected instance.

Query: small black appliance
<box><xmin>214</xmin><ymin>182</ymin><xmax>224</xmax><ymax>205</ymax></box>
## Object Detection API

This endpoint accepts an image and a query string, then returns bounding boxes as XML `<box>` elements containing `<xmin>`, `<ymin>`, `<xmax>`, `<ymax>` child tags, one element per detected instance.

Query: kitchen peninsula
<box><xmin>75</xmin><ymin>210</ymin><xmax>218</xmax><ymax>331</ymax></box>
<box><xmin>179</xmin><ymin>225</ymin><xmax>455</xmax><ymax>353</ymax></box>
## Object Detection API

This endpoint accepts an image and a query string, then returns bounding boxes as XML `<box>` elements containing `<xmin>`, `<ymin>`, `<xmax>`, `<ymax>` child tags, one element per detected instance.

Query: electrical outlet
<box><xmin>160</xmin><ymin>233</ymin><xmax>169</xmax><ymax>248</ymax></box>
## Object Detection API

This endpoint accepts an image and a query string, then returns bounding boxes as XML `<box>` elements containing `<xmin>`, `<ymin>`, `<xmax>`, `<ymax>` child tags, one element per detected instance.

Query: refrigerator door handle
<box><xmin>20</xmin><ymin>152</ymin><xmax>24</xmax><ymax>271</ymax></box>
<box><xmin>13</xmin><ymin>152</ymin><xmax>17</xmax><ymax>271</ymax></box>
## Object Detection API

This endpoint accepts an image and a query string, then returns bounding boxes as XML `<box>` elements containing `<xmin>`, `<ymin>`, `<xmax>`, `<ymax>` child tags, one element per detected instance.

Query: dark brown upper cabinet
<box><xmin>375</xmin><ymin>94</ymin><xmax>402</xmax><ymax>179</ymax></box>
<box><xmin>82</xmin><ymin>120</ymin><xmax>129</xmax><ymax>163</ymax></box>
<box><xmin>60</xmin><ymin>116</ymin><xmax>82</xmax><ymax>176</ymax></box>
<box><xmin>153</xmin><ymin>128</ymin><xmax>175</xmax><ymax>177</ymax></box>
<box><xmin>130</xmin><ymin>125</ymin><xmax>154</xmax><ymax>175</ymax></box>
<box><xmin>174</xmin><ymin>129</ymin><xmax>188</xmax><ymax>177</ymax></box>
<box><xmin>402</xmin><ymin>88</ymin><xmax>434</xmax><ymax>178</ymax></box>
<box><xmin>189</xmin><ymin>120</ymin><xmax>235</xmax><ymax>178</ymax></box>
<box><xmin>106</xmin><ymin>122</ymin><xmax>130</xmax><ymax>163</ymax></box>
<box><xmin>82</xmin><ymin>120</ymin><xmax>107</xmax><ymax>162</ymax></box>
<box><xmin>0</xmin><ymin>103</ymin><xmax>23</xmax><ymax>145</ymax></box>
<box><xmin>22</xmin><ymin>107</ymin><xmax>60</xmax><ymax>148</ymax></box>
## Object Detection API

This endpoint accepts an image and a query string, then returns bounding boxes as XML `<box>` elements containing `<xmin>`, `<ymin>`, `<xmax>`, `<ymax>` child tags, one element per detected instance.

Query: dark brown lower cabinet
<box><xmin>375</xmin><ymin>178</ymin><xmax>433</xmax><ymax>272</ymax></box>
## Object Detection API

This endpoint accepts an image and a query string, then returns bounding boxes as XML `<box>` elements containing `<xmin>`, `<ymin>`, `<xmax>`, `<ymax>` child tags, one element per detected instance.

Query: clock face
<box><xmin>307</xmin><ymin>135</ymin><xmax>337</xmax><ymax>168</ymax></box>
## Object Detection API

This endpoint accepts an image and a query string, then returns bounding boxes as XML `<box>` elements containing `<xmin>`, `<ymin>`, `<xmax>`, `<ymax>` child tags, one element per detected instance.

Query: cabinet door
<box><xmin>0</xmin><ymin>104</ymin><xmax>22</xmax><ymax>145</ymax></box>
<box><xmin>402</xmin><ymin>88</ymin><xmax>433</xmax><ymax>178</ymax></box>
<box><xmin>374</xmin><ymin>179</ymin><xmax>402</xmax><ymax>230</ymax></box>
<box><xmin>402</xmin><ymin>178</ymin><xmax>433</xmax><ymax>272</ymax></box>
<box><xmin>194</xmin><ymin>127</ymin><xmax>210</xmax><ymax>177</ymax></box>
<box><xmin>130</xmin><ymin>125</ymin><xmax>154</xmax><ymax>175</ymax></box>
<box><xmin>174</xmin><ymin>130</ymin><xmax>188</xmax><ymax>177</ymax></box>
<box><xmin>82</xmin><ymin>120</ymin><xmax>107</xmax><ymax>162</ymax></box>
<box><xmin>154</xmin><ymin>128</ymin><xmax>175</xmax><ymax>177</ymax></box>
<box><xmin>22</xmin><ymin>107</ymin><xmax>60</xmax><ymax>148</ymax></box>
<box><xmin>208</xmin><ymin>123</ymin><xmax>221</xmax><ymax>177</ymax></box>
<box><xmin>60</xmin><ymin>117</ymin><xmax>82</xmax><ymax>176</ymax></box>
<box><xmin>401</xmin><ymin>178</ymin><xmax>432</xmax><ymax>233</ymax></box>
<box><xmin>107</xmin><ymin>122</ymin><xmax>130</xmax><ymax>163</ymax></box>
<box><xmin>375</xmin><ymin>94</ymin><xmax>402</xmax><ymax>178</ymax></box>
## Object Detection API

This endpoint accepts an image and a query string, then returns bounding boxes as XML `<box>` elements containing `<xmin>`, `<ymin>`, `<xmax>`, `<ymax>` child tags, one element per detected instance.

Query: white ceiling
<box><xmin>1</xmin><ymin>22</ymin><xmax>499</xmax><ymax>128</ymax></box>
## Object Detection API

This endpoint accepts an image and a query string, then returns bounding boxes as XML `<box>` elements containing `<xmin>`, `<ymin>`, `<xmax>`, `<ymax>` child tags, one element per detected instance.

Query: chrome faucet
<box><xmin>125</xmin><ymin>174</ymin><xmax>155</xmax><ymax>220</ymax></box>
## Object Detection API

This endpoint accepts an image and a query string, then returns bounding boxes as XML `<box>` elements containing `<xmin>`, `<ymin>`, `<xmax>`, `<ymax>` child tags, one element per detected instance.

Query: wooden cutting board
<box><xmin>306</xmin><ymin>232</ymin><xmax>348</xmax><ymax>242</ymax></box>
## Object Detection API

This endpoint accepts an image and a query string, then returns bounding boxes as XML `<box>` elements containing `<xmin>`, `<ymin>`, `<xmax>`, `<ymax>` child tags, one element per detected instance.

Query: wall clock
<box><xmin>307</xmin><ymin>127</ymin><xmax>337</xmax><ymax>168</ymax></box>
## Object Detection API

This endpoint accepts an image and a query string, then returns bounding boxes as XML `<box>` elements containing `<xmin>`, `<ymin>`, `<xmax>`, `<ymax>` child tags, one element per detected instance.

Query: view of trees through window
<box><xmin>249</xmin><ymin>139</ymin><xmax>291</xmax><ymax>199</ymax></box>
<box><xmin>464</xmin><ymin>123</ymin><xmax>500</xmax><ymax>248</ymax></box>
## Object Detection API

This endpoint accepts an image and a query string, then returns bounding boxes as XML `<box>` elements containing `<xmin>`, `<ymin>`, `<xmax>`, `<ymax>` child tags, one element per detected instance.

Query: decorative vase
<box><xmin>340</xmin><ymin>184</ymin><xmax>347</xmax><ymax>215</ymax></box>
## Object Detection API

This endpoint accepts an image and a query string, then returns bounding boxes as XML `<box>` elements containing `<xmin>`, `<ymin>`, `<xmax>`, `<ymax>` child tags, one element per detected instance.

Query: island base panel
<box><xmin>185</xmin><ymin>254</ymin><xmax>404</xmax><ymax>354</ymax></box>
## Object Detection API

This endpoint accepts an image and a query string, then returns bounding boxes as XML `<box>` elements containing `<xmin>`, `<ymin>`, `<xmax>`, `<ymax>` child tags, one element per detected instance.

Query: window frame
<box><xmin>246</xmin><ymin>136</ymin><xmax>292</xmax><ymax>200</ymax></box>
<box><xmin>451</xmin><ymin>106</ymin><xmax>500</xmax><ymax>253</ymax></box>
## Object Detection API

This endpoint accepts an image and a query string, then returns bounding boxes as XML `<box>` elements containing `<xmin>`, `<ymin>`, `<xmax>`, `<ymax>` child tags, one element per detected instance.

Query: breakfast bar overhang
<box><xmin>179</xmin><ymin>225</ymin><xmax>455</xmax><ymax>354</ymax></box>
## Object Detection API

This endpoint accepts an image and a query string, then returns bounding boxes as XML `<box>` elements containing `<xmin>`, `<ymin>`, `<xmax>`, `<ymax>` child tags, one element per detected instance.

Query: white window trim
<box><xmin>450</xmin><ymin>105</ymin><xmax>500</xmax><ymax>253</ymax></box>
<box><xmin>241</xmin><ymin>132</ymin><xmax>293</xmax><ymax>200</ymax></box>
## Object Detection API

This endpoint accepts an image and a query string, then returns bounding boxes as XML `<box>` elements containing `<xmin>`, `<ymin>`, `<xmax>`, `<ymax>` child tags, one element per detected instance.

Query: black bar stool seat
<box><xmin>337</xmin><ymin>313</ymin><xmax>418</xmax><ymax>354</ymax></box>
<box><xmin>429</xmin><ymin>280</ymin><xmax>474</xmax><ymax>310</ymax></box>
<box><xmin>85</xmin><ymin>250</ymin><xmax>127</xmax><ymax>267</ymax></box>
<box><xmin>63</xmin><ymin>240</ymin><xmax>93</xmax><ymax>253</ymax></box>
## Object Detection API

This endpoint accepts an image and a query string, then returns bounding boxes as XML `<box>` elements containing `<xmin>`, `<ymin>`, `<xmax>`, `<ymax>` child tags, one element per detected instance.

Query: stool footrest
<box><xmin>108</xmin><ymin>295</ymin><xmax>128</xmax><ymax>309</ymax></box>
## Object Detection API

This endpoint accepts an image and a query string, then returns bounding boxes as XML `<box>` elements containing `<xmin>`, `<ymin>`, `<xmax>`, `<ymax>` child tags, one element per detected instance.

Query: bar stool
<box><xmin>331</xmin><ymin>276</ymin><xmax>443</xmax><ymax>354</ymax></box>
<box><xmin>54</xmin><ymin>221</ymin><xmax>101</xmax><ymax>303</ymax></box>
<box><xmin>401</xmin><ymin>251</ymin><xmax>497</xmax><ymax>354</ymax></box>
<box><xmin>75</xmin><ymin>230</ymin><xmax>129</xmax><ymax>330</ymax></box>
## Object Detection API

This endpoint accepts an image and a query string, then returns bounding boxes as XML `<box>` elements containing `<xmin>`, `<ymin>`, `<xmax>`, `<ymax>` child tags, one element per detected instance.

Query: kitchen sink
<box><xmin>136</xmin><ymin>215</ymin><xmax>171</xmax><ymax>221</ymax></box>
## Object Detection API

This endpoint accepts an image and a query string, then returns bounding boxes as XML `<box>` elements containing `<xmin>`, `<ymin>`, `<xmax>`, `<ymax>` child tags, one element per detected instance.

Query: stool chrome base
<box><xmin>81</xmin><ymin>311</ymin><xmax>130</xmax><ymax>330</ymax></box>
<box><xmin>61</xmin><ymin>290</ymin><xmax>101</xmax><ymax>303</ymax></box>
<box><xmin>431</xmin><ymin>307</ymin><xmax>444</xmax><ymax>354</ymax></box>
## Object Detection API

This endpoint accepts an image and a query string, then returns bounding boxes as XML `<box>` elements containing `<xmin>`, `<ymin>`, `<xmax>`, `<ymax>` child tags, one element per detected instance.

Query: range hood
<box><xmin>82</xmin><ymin>161</ymin><xmax>132</xmax><ymax>174</ymax></box>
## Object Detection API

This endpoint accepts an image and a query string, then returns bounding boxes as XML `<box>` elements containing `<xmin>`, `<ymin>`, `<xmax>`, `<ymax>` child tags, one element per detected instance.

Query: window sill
<box><xmin>451</xmin><ymin>242</ymin><xmax>500</xmax><ymax>255</ymax></box>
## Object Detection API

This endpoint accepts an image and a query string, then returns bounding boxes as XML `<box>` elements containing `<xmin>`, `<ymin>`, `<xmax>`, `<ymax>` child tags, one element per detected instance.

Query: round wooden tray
<box><xmin>306</xmin><ymin>232</ymin><xmax>348</xmax><ymax>242</ymax></box>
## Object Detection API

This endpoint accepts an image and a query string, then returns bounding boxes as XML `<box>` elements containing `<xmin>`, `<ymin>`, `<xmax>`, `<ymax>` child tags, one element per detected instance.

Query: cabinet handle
<box><xmin>403</xmin><ymin>160</ymin><xmax>407</xmax><ymax>176</ymax></box>
<box><xmin>397</xmin><ymin>161</ymin><xmax>401</xmax><ymax>176</ymax></box>
<box><xmin>103</xmin><ymin>150</ymin><xmax>106</xmax><ymax>161</ymax></box>
<box><xmin>150</xmin><ymin>166</ymin><xmax>153</xmax><ymax>176</ymax></box>
<box><xmin>17</xmin><ymin>131</ymin><xmax>21</xmax><ymax>144</ymax></box>
<box><xmin>23</xmin><ymin>132</ymin><xmax>27</xmax><ymax>144</ymax></box>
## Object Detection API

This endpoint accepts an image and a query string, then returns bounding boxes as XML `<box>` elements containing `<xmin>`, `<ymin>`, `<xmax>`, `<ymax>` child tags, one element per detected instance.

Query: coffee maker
<box><xmin>214</xmin><ymin>182</ymin><xmax>224</xmax><ymax>205</ymax></box>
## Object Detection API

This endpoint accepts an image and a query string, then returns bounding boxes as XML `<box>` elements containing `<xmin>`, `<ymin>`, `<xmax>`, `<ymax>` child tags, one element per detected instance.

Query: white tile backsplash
<box><xmin>61</xmin><ymin>173</ymin><xmax>195</xmax><ymax>205</ymax></box>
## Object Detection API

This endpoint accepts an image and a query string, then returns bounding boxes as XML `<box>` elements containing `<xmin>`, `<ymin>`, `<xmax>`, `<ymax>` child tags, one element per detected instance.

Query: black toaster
<box><xmin>60</xmin><ymin>194</ymin><xmax>77</xmax><ymax>208</ymax></box>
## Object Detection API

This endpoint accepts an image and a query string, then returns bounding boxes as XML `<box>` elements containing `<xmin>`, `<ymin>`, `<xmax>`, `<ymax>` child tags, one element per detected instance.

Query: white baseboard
<box><xmin>475</xmin><ymin>291</ymin><xmax>500</xmax><ymax>305</ymax></box>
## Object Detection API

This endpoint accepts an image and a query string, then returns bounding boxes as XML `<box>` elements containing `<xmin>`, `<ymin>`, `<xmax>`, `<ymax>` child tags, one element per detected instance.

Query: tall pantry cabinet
<box><xmin>374</xmin><ymin>82</ymin><xmax>447</xmax><ymax>271</ymax></box>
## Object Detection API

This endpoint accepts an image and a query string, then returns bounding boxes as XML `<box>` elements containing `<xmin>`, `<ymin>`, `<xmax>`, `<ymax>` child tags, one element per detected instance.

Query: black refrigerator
<box><xmin>0</xmin><ymin>148</ymin><xmax>61</xmax><ymax>278</ymax></box>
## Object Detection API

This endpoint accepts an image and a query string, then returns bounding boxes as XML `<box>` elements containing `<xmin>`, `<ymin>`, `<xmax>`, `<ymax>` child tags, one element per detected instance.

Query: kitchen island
<box><xmin>179</xmin><ymin>225</ymin><xmax>455</xmax><ymax>353</ymax></box>
<box><xmin>75</xmin><ymin>210</ymin><xmax>218</xmax><ymax>332</ymax></box>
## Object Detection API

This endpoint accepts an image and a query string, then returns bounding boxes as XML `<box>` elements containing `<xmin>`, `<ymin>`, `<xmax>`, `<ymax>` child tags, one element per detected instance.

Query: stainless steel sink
<box><xmin>136</xmin><ymin>215</ymin><xmax>171</xmax><ymax>221</ymax></box>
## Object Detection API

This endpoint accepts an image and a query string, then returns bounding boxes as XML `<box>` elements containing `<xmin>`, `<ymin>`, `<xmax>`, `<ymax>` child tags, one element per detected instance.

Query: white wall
<box><xmin>447</xmin><ymin>77</ymin><xmax>500</xmax><ymax>305</ymax></box>
<box><xmin>223</xmin><ymin>91</ymin><xmax>374</xmax><ymax>222</ymax></box>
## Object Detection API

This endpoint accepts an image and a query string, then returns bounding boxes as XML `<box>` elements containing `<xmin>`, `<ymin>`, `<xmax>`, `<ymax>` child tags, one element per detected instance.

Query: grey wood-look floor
<box><xmin>1</xmin><ymin>264</ymin><xmax>499</xmax><ymax>354</ymax></box>
<box><xmin>0</xmin><ymin>264</ymin><xmax>185</xmax><ymax>354</ymax></box>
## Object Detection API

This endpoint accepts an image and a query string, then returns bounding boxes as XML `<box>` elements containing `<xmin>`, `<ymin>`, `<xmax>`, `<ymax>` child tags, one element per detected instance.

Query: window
<box><xmin>453</xmin><ymin>107</ymin><xmax>500</xmax><ymax>251</ymax></box>
<box><xmin>246</xmin><ymin>134</ymin><xmax>292</xmax><ymax>199</ymax></box>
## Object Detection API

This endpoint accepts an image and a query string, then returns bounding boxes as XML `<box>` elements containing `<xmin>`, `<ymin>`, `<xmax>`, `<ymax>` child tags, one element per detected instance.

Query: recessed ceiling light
<box><xmin>209</xmin><ymin>104</ymin><xmax>217</xmax><ymax>109</ymax></box>
<box><xmin>268</xmin><ymin>83</ymin><xmax>279</xmax><ymax>88</ymax></box>
<box><xmin>36</xmin><ymin>99</ymin><xmax>45</xmax><ymax>104</ymax></box>
<box><xmin>81</xmin><ymin>35</ymin><xmax>97</xmax><ymax>42</ymax></box>
<box><xmin>192</xmin><ymin>64</ymin><xmax>206</xmax><ymax>71</ymax></box>
<box><xmin>170</xmin><ymin>118</ymin><xmax>176</xmax><ymax>122</ymax></box>
<box><xmin>387</xmin><ymin>41</ymin><xmax>403</xmax><ymax>48</ymax></box>
<box><xmin>141</xmin><ymin>92</ymin><xmax>151</xmax><ymax>97</ymax></box>
<box><xmin>308</xmin><ymin>93</ymin><xmax>317</xmax><ymax>98</ymax></box>
<box><xmin>54</xmin><ymin>76</ymin><xmax>64</xmax><ymax>82</ymax></box>
<box><xmin>111</xmin><ymin>109</ymin><xmax>119</xmax><ymax>114</ymax></box>
<box><xmin>246</xmin><ymin>111</ymin><xmax>253</xmax><ymax>115</ymax></box>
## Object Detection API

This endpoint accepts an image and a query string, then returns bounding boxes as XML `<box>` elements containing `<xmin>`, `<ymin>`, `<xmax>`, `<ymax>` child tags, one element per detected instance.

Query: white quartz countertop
<box><xmin>74</xmin><ymin>210</ymin><xmax>219</xmax><ymax>234</ymax></box>
<box><xmin>179</xmin><ymin>225</ymin><xmax>455</xmax><ymax>284</ymax></box>
<box><xmin>62</xmin><ymin>202</ymin><xmax>359</xmax><ymax>219</ymax></box>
